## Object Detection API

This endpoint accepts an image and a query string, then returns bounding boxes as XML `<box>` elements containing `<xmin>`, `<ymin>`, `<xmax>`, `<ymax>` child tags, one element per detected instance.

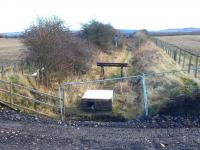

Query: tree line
<box><xmin>22</xmin><ymin>16</ymin><xmax>118</xmax><ymax>82</ymax></box>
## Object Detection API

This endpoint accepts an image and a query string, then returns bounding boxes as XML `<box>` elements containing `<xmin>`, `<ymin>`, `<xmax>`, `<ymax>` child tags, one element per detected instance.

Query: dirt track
<box><xmin>1</xmin><ymin>105</ymin><xmax>200</xmax><ymax>150</ymax></box>
<box><xmin>1</xmin><ymin>119</ymin><xmax>200</xmax><ymax>150</ymax></box>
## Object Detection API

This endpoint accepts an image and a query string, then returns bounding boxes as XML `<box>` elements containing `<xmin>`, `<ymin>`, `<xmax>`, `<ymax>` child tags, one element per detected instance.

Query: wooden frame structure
<box><xmin>97</xmin><ymin>62</ymin><xmax>128</xmax><ymax>79</ymax></box>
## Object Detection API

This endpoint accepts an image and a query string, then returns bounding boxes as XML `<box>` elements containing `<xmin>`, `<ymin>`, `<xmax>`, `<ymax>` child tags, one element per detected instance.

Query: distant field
<box><xmin>157</xmin><ymin>35</ymin><xmax>200</xmax><ymax>55</ymax></box>
<box><xmin>0</xmin><ymin>38</ymin><xmax>27</xmax><ymax>64</ymax></box>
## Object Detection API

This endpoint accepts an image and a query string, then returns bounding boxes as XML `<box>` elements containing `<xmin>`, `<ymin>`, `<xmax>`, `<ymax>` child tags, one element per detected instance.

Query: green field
<box><xmin>157</xmin><ymin>35</ymin><xmax>200</xmax><ymax>55</ymax></box>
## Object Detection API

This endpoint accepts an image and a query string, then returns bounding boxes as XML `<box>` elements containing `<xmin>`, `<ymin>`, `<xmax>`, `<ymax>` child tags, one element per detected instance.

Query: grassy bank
<box><xmin>132</xmin><ymin>39</ymin><xmax>200</xmax><ymax>116</ymax></box>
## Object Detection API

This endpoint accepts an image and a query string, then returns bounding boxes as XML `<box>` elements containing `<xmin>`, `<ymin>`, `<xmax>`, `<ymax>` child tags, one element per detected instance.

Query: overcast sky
<box><xmin>0</xmin><ymin>0</ymin><xmax>199</xmax><ymax>32</ymax></box>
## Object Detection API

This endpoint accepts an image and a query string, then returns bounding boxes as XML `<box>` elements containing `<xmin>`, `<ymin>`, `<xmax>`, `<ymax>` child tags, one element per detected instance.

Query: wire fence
<box><xmin>0</xmin><ymin>69</ymin><xmax>199</xmax><ymax>121</ymax></box>
<box><xmin>0</xmin><ymin>61</ymin><xmax>33</xmax><ymax>76</ymax></box>
<box><xmin>0</xmin><ymin>61</ymin><xmax>50</xmax><ymax>86</ymax></box>
<box><xmin>151</xmin><ymin>38</ymin><xmax>200</xmax><ymax>78</ymax></box>
<box><xmin>0</xmin><ymin>38</ymin><xmax>199</xmax><ymax>121</ymax></box>
<box><xmin>61</xmin><ymin>75</ymin><xmax>143</xmax><ymax>120</ymax></box>
<box><xmin>61</xmin><ymin>69</ymin><xmax>200</xmax><ymax>120</ymax></box>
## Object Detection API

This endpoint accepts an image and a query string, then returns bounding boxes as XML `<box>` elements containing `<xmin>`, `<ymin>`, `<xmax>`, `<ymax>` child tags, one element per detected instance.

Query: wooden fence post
<box><xmin>168</xmin><ymin>46</ymin><xmax>170</xmax><ymax>55</ymax></box>
<box><xmin>178</xmin><ymin>50</ymin><xmax>182</xmax><ymax>64</ymax></box>
<box><xmin>174</xmin><ymin>50</ymin><xmax>177</xmax><ymax>61</ymax></box>
<box><xmin>101</xmin><ymin>66</ymin><xmax>105</xmax><ymax>79</ymax></box>
<box><xmin>10</xmin><ymin>81</ymin><xmax>13</xmax><ymax>106</ymax></box>
<box><xmin>182</xmin><ymin>52</ymin><xmax>186</xmax><ymax>68</ymax></box>
<box><xmin>194</xmin><ymin>56</ymin><xmax>198</xmax><ymax>77</ymax></box>
<box><xmin>188</xmin><ymin>55</ymin><xmax>192</xmax><ymax>73</ymax></box>
<box><xmin>13</xmin><ymin>63</ymin><xmax>16</xmax><ymax>74</ymax></box>
<box><xmin>162</xmin><ymin>41</ymin><xmax>164</xmax><ymax>48</ymax></box>
<box><xmin>120</xmin><ymin>67</ymin><xmax>122</xmax><ymax>77</ymax></box>
<box><xmin>1</xmin><ymin>65</ymin><xmax>4</xmax><ymax>78</ymax></box>
<box><xmin>59</xmin><ymin>85</ymin><xmax>65</xmax><ymax>121</ymax></box>
<box><xmin>165</xmin><ymin>44</ymin><xmax>169</xmax><ymax>55</ymax></box>
<box><xmin>163</xmin><ymin>41</ymin><xmax>165</xmax><ymax>51</ymax></box>
<box><xmin>170</xmin><ymin>48</ymin><xmax>173</xmax><ymax>58</ymax></box>
<box><xmin>21</xmin><ymin>61</ymin><xmax>24</xmax><ymax>74</ymax></box>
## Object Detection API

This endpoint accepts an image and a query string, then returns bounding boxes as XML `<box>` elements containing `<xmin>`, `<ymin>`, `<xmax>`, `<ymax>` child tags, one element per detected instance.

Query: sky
<box><xmin>0</xmin><ymin>0</ymin><xmax>200</xmax><ymax>32</ymax></box>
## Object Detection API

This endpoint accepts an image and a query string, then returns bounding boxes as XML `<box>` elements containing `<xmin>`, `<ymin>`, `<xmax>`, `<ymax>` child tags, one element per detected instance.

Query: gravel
<box><xmin>1</xmin><ymin>104</ymin><xmax>200</xmax><ymax>149</ymax></box>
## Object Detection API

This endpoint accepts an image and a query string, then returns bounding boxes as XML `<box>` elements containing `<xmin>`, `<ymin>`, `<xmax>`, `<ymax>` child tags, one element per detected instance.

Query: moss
<box><xmin>8</xmin><ymin>75</ymin><xmax>20</xmax><ymax>83</ymax></box>
<box><xmin>180</xmin><ymin>77</ymin><xmax>198</xmax><ymax>96</ymax></box>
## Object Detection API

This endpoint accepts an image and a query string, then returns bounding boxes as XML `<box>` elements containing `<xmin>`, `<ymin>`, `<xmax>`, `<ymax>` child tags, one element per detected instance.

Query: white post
<box><xmin>142</xmin><ymin>73</ymin><xmax>148</xmax><ymax>117</ymax></box>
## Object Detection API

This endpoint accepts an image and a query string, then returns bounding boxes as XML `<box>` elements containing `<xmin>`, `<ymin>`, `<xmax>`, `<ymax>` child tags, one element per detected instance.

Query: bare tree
<box><xmin>22</xmin><ymin>16</ymin><xmax>92</xmax><ymax>82</ymax></box>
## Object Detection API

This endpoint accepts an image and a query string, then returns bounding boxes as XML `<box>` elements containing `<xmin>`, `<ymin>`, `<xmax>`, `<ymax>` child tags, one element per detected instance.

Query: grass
<box><xmin>131</xmin><ymin>38</ymin><xmax>200</xmax><ymax>116</ymax></box>
<box><xmin>0</xmin><ymin>72</ymin><xmax>60</xmax><ymax>119</ymax></box>
<box><xmin>1</xmin><ymin>36</ymin><xmax>200</xmax><ymax>120</ymax></box>
<box><xmin>62</xmin><ymin>48</ymin><xmax>136</xmax><ymax>119</ymax></box>
<box><xmin>5</xmin><ymin>35</ymin><xmax>200</xmax><ymax>120</ymax></box>
<box><xmin>156</xmin><ymin>35</ymin><xmax>200</xmax><ymax>78</ymax></box>
<box><xmin>0</xmin><ymin>38</ymin><xmax>136</xmax><ymax>120</ymax></box>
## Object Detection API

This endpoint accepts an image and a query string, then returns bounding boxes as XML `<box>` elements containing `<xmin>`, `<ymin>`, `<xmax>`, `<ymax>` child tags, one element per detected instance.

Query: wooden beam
<box><xmin>97</xmin><ymin>62</ymin><xmax>128</xmax><ymax>67</ymax></box>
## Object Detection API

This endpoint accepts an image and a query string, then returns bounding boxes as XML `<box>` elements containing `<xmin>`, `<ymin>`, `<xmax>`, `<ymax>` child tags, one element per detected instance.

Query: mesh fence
<box><xmin>63</xmin><ymin>76</ymin><xmax>145</xmax><ymax>120</ymax></box>
<box><xmin>0</xmin><ymin>69</ymin><xmax>199</xmax><ymax>121</ymax></box>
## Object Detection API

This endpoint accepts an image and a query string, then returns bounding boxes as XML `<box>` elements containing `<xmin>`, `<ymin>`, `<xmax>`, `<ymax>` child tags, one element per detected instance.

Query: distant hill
<box><xmin>149</xmin><ymin>28</ymin><xmax>200</xmax><ymax>36</ymax></box>
<box><xmin>1</xmin><ymin>32</ymin><xmax>23</xmax><ymax>38</ymax></box>
<box><xmin>118</xmin><ymin>29</ymin><xmax>137</xmax><ymax>37</ymax></box>
<box><xmin>2</xmin><ymin>27</ymin><xmax>200</xmax><ymax>38</ymax></box>
<box><xmin>159</xmin><ymin>28</ymin><xmax>200</xmax><ymax>33</ymax></box>
<box><xmin>119</xmin><ymin>28</ymin><xmax>200</xmax><ymax>37</ymax></box>
<box><xmin>118</xmin><ymin>29</ymin><xmax>137</xmax><ymax>34</ymax></box>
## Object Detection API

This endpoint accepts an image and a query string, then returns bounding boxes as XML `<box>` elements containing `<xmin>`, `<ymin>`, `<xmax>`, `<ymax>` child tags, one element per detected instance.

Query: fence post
<box><xmin>1</xmin><ymin>65</ymin><xmax>4</xmax><ymax>78</ymax></box>
<box><xmin>195</xmin><ymin>56</ymin><xmax>198</xmax><ymax>77</ymax></box>
<box><xmin>9</xmin><ymin>81</ymin><xmax>13</xmax><ymax>106</ymax></box>
<box><xmin>188</xmin><ymin>55</ymin><xmax>192</xmax><ymax>73</ymax></box>
<box><xmin>13</xmin><ymin>63</ymin><xmax>16</xmax><ymax>74</ymax></box>
<box><xmin>178</xmin><ymin>50</ymin><xmax>181</xmax><ymax>64</ymax></box>
<box><xmin>59</xmin><ymin>85</ymin><xmax>65</xmax><ymax>121</ymax></box>
<box><xmin>142</xmin><ymin>73</ymin><xmax>148</xmax><ymax>117</ymax></box>
<box><xmin>182</xmin><ymin>52</ymin><xmax>186</xmax><ymax>68</ymax></box>
<box><xmin>120</xmin><ymin>66</ymin><xmax>123</xmax><ymax>77</ymax></box>
<box><xmin>174</xmin><ymin>50</ymin><xmax>177</xmax><ymax>61</ymax></box>
<box><xmin>21</xmin><ymin>61</ymin><xmax>24</xmax><ymax>74</ymax></box>
<box><xmin>170</xmin><ymin>47</ymin><xmax>172</xmax><ymax>58</ymax></box>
